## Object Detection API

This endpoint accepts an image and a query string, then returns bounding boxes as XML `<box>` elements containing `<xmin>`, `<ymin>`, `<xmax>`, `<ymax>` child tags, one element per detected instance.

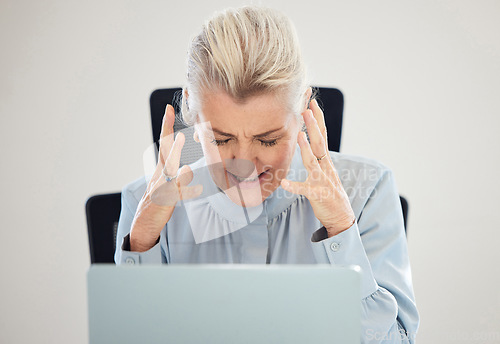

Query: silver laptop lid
<box><xmin>88</xmin><ymin>264</ymin><xmax>361</xmax><ymax>344</ymax></box>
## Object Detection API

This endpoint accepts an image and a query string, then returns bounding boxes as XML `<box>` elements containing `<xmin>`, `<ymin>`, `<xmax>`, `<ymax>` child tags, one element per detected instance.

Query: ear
<box><xmin>304</xmin><ymin>87</ymin><xmax>312</xmax><ymax>111</ymax></box>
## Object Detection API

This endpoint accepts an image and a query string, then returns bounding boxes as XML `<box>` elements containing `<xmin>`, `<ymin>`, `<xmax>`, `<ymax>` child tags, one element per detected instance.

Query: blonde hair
<box><xmin>181</xmin><ymin>6</ymin><xmax>309</xmax><ymax>126</ymax></box>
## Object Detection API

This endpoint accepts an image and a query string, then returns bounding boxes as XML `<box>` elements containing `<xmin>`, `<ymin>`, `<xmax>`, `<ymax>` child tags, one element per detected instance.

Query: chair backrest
<box><xmin>313</xmin><ymin>87</ymin><xmax>343</xmax><ymax>152</ymax></box>
<box><xmin>399</xmin><ymin>195</ymin><xmax>409</xmax><ymax>235</ymax></box>
<box><xmin>86</xmin><ymin>193</ymin><xmax>121</xmax><ymax>263</ymax></box>
<box><xmin>150</xmin><ymin>88</ymin><xmax>202</xmax><ymax>166</ymax></box>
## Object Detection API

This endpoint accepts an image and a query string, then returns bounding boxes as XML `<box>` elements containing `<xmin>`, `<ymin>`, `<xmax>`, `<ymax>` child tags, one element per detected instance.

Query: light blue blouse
<box><xmin>115</xmin><ymin>144</ymin><xmax>419</xmax><ymax>343</ymax></box>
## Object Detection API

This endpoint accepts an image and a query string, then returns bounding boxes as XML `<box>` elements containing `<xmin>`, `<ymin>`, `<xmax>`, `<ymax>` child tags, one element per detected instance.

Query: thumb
<box><xmin>281</xmin><ymin>179</ymin><xmax>309</xmax><ymax>197</ymax></box>
<box><xmin>179</xmin><ymin>184</ymin><xmax>203</xmax><ymax>200</ymax></box>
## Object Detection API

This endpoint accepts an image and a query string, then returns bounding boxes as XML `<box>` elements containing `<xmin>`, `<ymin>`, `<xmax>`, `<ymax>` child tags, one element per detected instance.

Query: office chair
<box><xmin>86</xmin><ymin>193</ymin><xmax>121</xmax><ymax>264</ymax></box>
<box><xmin>86</xmin><ymin>87</ymin><xmax>409</xmax><ymax>264</ymax></box>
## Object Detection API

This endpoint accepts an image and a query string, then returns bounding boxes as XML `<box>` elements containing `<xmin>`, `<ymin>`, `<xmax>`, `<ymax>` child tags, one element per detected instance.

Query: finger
<box><xmin>310</xmin><ymin>99</ymin><xmax>328</xmax><ymax>144</ymax></box>
<box><xmin>159</xmin><ymin>104</ymin><xmax>175</xmax><ymax>139</ymax></box>
<box><xmin>158</xmin><ymin>105</ymin><xmax>175</xmax><ymax>165</ymax></box>
<box><xmin>280</xmin><ymin>179</ymin><xmax>310</xmax><ymax>197</ymax></box>
<box><xmin>302</xmin><ymin>108</ymin><xmax>328</xmax><ymax>160</ymax></box>
<box><xmin>297</xmin><ymin>131</ymin><xmax>321</xmax><ymax>173</ymax></box>
<box><xmin>179</xmin><ymin>184</ymin><xmax>203</xmax><ymax>200</ymax></box>
<box><xmin>177</xmin><ymin>165</ymin><xmax>203</xmax><ymax>200</ymax></box>
<box><xmin>164</xmin><ymin>132</ymin><xmax>185</xmax><ymax>177</ymax></box>
<box><xmin>176</xmin><ymin>165</ymin><xmax>193</xmax><ymax>187</ymax></box>
<box><xmin>304</xmin><ymin>101</ymin><xmax>339</xmax><ymax>182</ymax></box>
<box><xmin>311</xmin><ymin>146</ymin><xmax>340</xmax><ymax>186</ymax></box>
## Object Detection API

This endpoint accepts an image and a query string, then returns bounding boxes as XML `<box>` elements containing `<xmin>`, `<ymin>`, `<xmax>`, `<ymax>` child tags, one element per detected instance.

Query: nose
<box><xmin>231</xmin><ymin>142</ymin><xmax>255</xmax><ymax>160</ymax></box>
<box><xmin>228</xmin><ymin>143</ymin><xmax>257</xmax><ymax>177</ymax></box>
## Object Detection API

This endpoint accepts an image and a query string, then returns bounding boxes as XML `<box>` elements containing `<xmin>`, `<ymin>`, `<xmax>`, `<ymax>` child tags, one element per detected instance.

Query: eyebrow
<box><xmin>211</xmin><ymin>127</ymin><xmax>284</xmax><ymax>138</ymax></box>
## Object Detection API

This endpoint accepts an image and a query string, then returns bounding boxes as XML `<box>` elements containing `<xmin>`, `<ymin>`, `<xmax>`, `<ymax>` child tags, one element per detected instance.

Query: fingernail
<box><xmin>281</xmin><ymin>179</ymin><xmax>289</xmax><ymax>188</ymax></box>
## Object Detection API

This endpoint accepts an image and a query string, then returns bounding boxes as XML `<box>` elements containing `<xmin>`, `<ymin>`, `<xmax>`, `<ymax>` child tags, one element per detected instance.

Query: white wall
<box><xmin>1</xmin><ymin>0</ymin><xmax>499</xmax><ymax>343</ymax></box>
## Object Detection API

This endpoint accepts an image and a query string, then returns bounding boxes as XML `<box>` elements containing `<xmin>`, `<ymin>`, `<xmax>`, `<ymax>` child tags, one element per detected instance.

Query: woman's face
<box><xmin>195</xmin><ymin>90</ymin><xmax>301</xmax><ymax>207</ymax></box>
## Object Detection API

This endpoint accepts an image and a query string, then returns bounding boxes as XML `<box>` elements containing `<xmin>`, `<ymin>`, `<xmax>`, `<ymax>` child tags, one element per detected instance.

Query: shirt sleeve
<box><xmin>114</xmin><ymin>179</ymin><xmax>164</xmax><ymax>265</ymax></box>
<box><xmin>310</xmin><ymin>168</ymin><xmax>419</xmax><ymax>343</ymax></box>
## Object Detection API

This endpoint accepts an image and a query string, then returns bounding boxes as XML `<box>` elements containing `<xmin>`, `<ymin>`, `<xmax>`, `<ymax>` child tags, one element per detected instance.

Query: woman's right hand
<box><xmin>129</xmin><ymin>104</ymin><xmax>203</xmax><ymax>252</ymax></box>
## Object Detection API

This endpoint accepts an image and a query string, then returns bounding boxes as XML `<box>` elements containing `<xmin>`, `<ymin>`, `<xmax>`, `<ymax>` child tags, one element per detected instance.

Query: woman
<box><xmin>115</xmin><ymin>6</ymin><xmax>419</xmax><ymax>343</ymax></box>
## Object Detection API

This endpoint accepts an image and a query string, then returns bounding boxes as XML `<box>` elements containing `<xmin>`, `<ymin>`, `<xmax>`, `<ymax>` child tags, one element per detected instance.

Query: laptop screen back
<box><xmin>88</xmin><ymin>264</ymin><xmax>361</xmax><ymax>344</ymax></box>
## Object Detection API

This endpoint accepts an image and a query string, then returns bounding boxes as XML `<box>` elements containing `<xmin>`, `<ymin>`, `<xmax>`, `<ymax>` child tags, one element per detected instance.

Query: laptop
<box><xmin>87</xmin><ymin>264</ymin><xmax>361</xmax><ymax>344</ymax></box>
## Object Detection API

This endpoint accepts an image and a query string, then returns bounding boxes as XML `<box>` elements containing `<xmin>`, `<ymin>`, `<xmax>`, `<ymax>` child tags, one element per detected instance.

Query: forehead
<box><xmin>198</xmin><ymin>91</ymin><xmax>294</xmax><ymax>133</ymax></box>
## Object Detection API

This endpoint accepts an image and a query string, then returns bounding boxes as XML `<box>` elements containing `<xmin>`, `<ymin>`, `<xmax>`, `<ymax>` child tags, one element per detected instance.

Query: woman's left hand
<box><xmin>281</xmin><ymin>99</ymin><xmax>356</xmax><ymax>237</ymax></box>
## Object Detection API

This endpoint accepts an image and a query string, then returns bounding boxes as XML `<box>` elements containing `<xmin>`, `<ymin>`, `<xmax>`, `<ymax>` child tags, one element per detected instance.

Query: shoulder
<box><xmin>328</xmin><ymin>152</ymin><xmax>397</xmax><ymax>213</ymax></box>
<box><xmin>329</xmin><ymin>151</ymin><xmax>393</xmax><ymax>183</ymax></box>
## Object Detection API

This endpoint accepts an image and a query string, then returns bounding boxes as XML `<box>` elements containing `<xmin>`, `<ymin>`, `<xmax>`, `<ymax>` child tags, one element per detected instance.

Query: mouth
<box><xmin>226</xmin><ymin>169</ymin><xmax>271</xmax><ymax>188</ymax></box>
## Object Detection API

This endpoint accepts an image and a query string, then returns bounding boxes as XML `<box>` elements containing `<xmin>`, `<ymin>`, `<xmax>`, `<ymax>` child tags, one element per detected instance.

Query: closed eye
<box><xmin>260</xmin><ymin>139</ymin><xmax>278</xmax><ymax>147</ymax></box>
<box><xmin>211</xmin><ymin>138</ymin><xmax>230</xmax><ymax>146</ymax></box>
<box><xmin>210</xmin><ymin>138</ymin><xmax>278</xmax><ymax>147</ymax></box>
